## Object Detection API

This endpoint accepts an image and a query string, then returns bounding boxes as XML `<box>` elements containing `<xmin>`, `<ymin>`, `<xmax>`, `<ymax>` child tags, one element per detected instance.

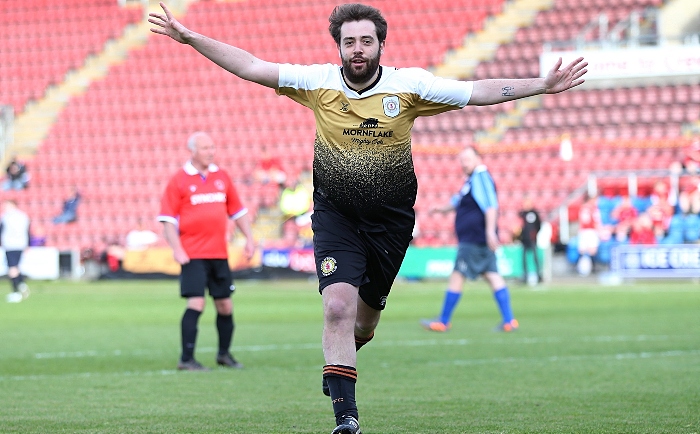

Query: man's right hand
<box><xmin>149</xmin><ymin>2</ymin><xmax>191</xmax><ymax>44</ymax></box>
<box><xmin>173</xmin><ymin>248</ymin><xmax>190</xmax><ymax>265</ymax></box>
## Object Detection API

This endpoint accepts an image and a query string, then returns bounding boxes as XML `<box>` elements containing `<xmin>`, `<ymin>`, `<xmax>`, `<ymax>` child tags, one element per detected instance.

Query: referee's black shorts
<box><xmin>5</xmin><ymin>250</ymin><xmax>23</xmax><ymax>268</ymax></box>
<box><xmin>180</xmin><ymin>259</ymin><xmax>234</xmax><ymax>299</ymax></box>
<box><xmin>311</xmin><ymin>209</ymin><xmax>413</xmax><ymax>311</ymax></box>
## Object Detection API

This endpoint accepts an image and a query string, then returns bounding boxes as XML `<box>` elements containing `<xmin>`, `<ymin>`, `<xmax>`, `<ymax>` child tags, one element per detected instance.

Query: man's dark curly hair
<box><xmin>328</xmin><ymin>3</ymin><xmax>388</xmax><ymax>45</ymax></box>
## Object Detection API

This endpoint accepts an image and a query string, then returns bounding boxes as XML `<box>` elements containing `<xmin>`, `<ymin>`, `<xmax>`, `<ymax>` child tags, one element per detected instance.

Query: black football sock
<box><xmin>323</xmin><ymin>364</ymin><xmax>358</xmax><ymax>424</ymax></box>
<box><xmin>180</xmin><ymin>308</ymin><xmax>201</xmax><ymax>362</ymax></box>
<box><xmin>10</xmin><ymin>276</ymin><xmax>19</xmax><ymax>291</ymax></box>
<box><xmin>355</xmin><ymin>331</ymin><xmax>374</xmax><ymax>351</ymax></box>
<box><xmin>216</xmin><ymin>313</ymin><xmax>234</xmax><ymax>355</ymax></box>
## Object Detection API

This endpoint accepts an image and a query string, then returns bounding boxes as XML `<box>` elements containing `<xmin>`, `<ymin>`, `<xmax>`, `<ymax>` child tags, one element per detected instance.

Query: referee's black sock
<box><xmin>181</xmin><ymin>308</ymin><xmax>201</xmax><ymax>362</ymax></box>
<box><xmin>323</xmin><ymin>364</ymin><xmax>358</xmax><ymax>424</ymax></box>
<box><xmin>216</xmin><ymin>313</ymin><xmax>234</xmax><ymax>355</ymax></box>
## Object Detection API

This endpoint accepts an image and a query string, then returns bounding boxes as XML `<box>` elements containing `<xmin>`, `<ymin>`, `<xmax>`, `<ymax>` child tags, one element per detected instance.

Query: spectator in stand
<box><xmin>516</xmin><ymin>195</ymin><xmax>542</xmax><ymax>284</ymax></box>
<box><xmin>650</xmin><ymin>180</ymin><xmax>675</xmax><ymax>213</ymax></box>
<box><xmin>629</xmin><ymin>213</ymin><xmax>657</xmax><ymax>245</ymax></box>
<box><xmin>279</xmin><ymin>218</ymin><xmax>302</xmax><ymax>248</ymax></box>
<box><xmin>577</xmin><ymin>193</ymin><xmax>602</xmax><ymax>276</ymax></box>
<box><xmin>101</xmin><ymin>237</ymin><xmax>126</xmax><ymax>272</ymax></box>
<box><xmin>610</xmin><ymin>196</ymin><xmax>638</xmax><ymax>241</ymax></box>
<box><xmin>646</xmin><ymin>180</ymin><xmax>674</xmax><ymax>238</ymax></box>
<box><xmin>279</xmin><ymin>175</ymin><xmax>312</xmax><ymax>220</ymax></box>
<box><xmin>52</xmin><ymin>186</ymin><xmax>81</xmax><ymax>224</ymax></box>
<box><xmin>253</xmin><ymin>145</ymin><xmax>287</xmax><ymax>186</ymax></box>
<box><xmin>646</xmin><ymin>203</ymin><xmax>672</xmax><ymax>240</ymax></box>
<box><xmin>29</xmin><ymin>224</ymin><xmax>47</xmax><ymax>247</ymax></box>
<box><xmin>2</xmin><ymin>156</ymin><xmax>30</xmax><ymax>191</ymax></box>
<box><xmin>125</xmin><ymin>218</ymin><xmax>159</xmax><ymax>250</ymax></box>
<box><xmin>678</xmin><ymin>175</ymin><xmax>700</xmax><ymax>216</ymax></box>
<box><xmin>670</xmin><ymin>136</ymin><xmax>700</xmax><ymax>175</ymax></box>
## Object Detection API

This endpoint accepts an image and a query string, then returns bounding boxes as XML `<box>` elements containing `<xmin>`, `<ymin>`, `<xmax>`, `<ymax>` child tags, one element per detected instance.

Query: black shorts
<box><xmin>311</xmin><ymin>209</ymin><xmax>413</xmax><ymax>311</ymax></box>
<box><xmin>5</xmin><ymin>250</ymin><xmax>23</xmax><ymax>268</ymax></box>
<box><xmin>180</xmin><ymin>259</ymin><xmax>234</xmax><ymax>299</ymax></box>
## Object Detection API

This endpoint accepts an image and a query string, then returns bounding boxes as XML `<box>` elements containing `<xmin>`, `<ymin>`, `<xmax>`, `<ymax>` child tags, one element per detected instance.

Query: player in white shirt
<box><xmin>1</xmin><ymin>200</ymin><xmax>30</xmax><ymax>303</ymax></box>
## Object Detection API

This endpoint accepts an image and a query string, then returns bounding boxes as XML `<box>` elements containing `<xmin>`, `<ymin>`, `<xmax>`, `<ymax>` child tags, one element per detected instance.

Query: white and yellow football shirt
<box><xmin>277</xmin><ymin>64</ymin><xmax>473</xmax><ymax>232</ymax></box>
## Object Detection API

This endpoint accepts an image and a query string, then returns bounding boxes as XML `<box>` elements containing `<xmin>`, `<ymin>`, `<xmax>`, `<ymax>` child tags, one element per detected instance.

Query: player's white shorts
<box><xmin>578</xmin><ymin>228</ymin><xmax>600</xmax><ymax>253</ymax></box>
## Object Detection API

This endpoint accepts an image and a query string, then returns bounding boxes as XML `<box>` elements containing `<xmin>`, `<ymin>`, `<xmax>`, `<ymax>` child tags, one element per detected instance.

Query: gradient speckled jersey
<box><xmin>278</xmin><ymin>64</ymin><xmax>473</xmax><ymax>231</ymax></box>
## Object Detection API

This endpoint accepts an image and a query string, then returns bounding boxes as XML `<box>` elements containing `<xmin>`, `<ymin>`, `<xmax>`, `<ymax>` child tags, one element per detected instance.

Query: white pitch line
<box><xmin>2</xmin><ymin>349</ymin><xmax>699</xmax><ymax>383</ymax></box>
<box><xmin>1</xmin><ymin>369</ymin><xmax>178</xmax><ymax>382</ymax></box>
<box><xmin>29</xmin><ymin>334</ymin><xmax>678</xmax><ymax>360</ymax></box>
<box><xmin>431</xmin><ymin>349</ymin><xmax>700</xmax><ymax>367</ymax></box>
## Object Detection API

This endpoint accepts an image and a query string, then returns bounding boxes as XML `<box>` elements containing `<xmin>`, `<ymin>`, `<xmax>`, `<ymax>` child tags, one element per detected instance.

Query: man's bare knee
<box><xmin>214</xmin><ymin>298</ymin><xmax>232</xmax><ymax>315</ymax></box>
<box><xmin>324</xmin><ymin>297</ymin><xmax>355</xmax><ymax>324</ymax></box>
<box><xmin>187</xmin><ymin>296</ymin><xmax>205</xmax><ymax>311</ymax></box>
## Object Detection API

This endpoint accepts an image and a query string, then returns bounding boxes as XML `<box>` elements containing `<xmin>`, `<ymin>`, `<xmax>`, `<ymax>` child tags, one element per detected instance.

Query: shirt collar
<box><xmin>473</xmin><ymin>164</ymin><xmax>487</xmax><ymax>174</ymax></box>
<box><xmin>184</xmin><ymin>161</ymin><xmax>219</xmax><ymax>175</ymax></box>
<box><xmin>340</xmin><ymin>65</ymin><xmax>383</xmax><ymax>95</ymax></box>
<box><xmin>465</xmin><ymin>164</ymin><xmax>487</xmax><ymax>183</ymax></box>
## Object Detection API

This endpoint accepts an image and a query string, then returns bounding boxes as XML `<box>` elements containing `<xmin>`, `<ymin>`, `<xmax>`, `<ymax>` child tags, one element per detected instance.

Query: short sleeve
<box><xmin>224</xmin><ymin>172</ymin><xmax>247</xmax><ymax>219</ymax></box>
<box><xmin>276</xmin><ymin>63</ymin><xmax>338</xmax><ymax>110</ymax></box>
<box><xmin>158</xmin><ymin>174</ymin><xmax>181</xmax><ymax>224</ymax></box>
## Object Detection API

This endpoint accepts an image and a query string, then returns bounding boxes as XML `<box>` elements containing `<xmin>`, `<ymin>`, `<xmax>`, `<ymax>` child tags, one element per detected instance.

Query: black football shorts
<box><xmin>180</xmin><ymin>259</ymin><xmax>234</xmax><ymax>299</ymax></box>
<box><xmin>5</xmin><ymin>250</ymin><xmax>23</xmax><ymax>268</ymax></box>
<box><xmin>311</xmin><ymin>209</ymin><xmax>413</xmax><ymax>311</ymax></box>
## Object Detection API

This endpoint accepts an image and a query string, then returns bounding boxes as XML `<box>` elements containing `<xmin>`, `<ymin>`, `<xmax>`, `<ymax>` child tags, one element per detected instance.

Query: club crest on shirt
<box><xmin>189</xmin><ymin>185</ymin><xmax>197</xmax><ymax>192</ymax></box>
<box><xmin>382</xmin><ymin>95</ymin><xmax>400</xmax><ymax>118</ymax></box>
<box><xmin>320</xmin><ymin>256</ymin><xmax>337</xmax><ymax>277</ymax></box>
<box><xmin>215</xmin><ymin>179</ymin><xmax>225</xmax><ymax>190</ymax></box>
<box><xmin>340</xmin><ymin>101</ymin><xmax>350</xmax><ymax>112</ymax></box>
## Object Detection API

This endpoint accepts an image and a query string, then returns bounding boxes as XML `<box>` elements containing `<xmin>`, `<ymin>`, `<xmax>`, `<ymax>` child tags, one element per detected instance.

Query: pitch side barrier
<box><xmin>611</xmin><ymin>244</ymin><xmax>700</xmax><ymax>279</ymax></box>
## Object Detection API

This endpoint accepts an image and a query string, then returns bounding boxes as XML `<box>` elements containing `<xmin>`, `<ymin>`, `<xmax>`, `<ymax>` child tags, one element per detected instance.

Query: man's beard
<box><xmin>342</xmin><ymin>52</ymin><xmax>381</xmax><ymax>86</ymax></box>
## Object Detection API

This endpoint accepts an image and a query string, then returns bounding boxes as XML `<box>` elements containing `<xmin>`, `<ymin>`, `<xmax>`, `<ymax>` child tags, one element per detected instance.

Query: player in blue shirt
<box><xmin>421</xmin><ymin>146</ymin><xmax>518</xmax><ymax>332</ymax></box>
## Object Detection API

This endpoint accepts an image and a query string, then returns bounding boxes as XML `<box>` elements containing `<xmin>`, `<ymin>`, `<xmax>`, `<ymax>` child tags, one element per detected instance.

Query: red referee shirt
<box><xmin>158</xmin><ymin>161</ymin><xmax>248</xmax><ymax>259</ymax></box>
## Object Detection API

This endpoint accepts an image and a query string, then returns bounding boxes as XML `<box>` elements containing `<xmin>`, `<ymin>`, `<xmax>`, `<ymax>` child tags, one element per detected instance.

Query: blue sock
<box><xmin>439</xmin><ymin>290</ymin><xmax>462</xmax><ymax>325</ymax></box>
<box><xmin>493</xmin><ymin>287</ymin><xmax>514</xmax><ymax>324</ymax></box>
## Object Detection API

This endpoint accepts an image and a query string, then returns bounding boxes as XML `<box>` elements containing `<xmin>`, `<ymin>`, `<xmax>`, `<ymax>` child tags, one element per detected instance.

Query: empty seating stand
<box><xmin>20</xmin><ymin>0</ymin><xmax>501</xmax><ymax>250</ymax></box>
<box><xmin>0</xmin><ymin>0</ymin><xmax>142</xmax><ymax>114</ymax></box>
<box><xmin>11</xmin><ymin>0</ymin><xmax>691</xmax><ymax>250</ymax></box>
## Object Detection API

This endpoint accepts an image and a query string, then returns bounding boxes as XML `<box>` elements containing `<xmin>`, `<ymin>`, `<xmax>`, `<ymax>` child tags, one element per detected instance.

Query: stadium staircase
<box><xmin>433</xmin><ymin>0</ymin><xmax>554</xmax><ymax>79</ymax></box>
<box><xmin>1</xmin><ymin>0</ymin><xmax>498</xmax><ymax>251</ymax></box>
<box><xmin>2</xmin><ymin>1</ymin><xmax>144</xmax><ymax>157</ymax></box>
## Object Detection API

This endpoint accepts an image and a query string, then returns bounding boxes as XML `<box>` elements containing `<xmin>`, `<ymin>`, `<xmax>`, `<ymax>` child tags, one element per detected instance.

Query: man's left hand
<box><xmin>544</xmin><ymin>57</ymin><xmax>588</xmax><ymax>94</ymax></box>
<box><xmin>486</xmin><ymin>231</ymin><xmax>500</xmax><ymax>252</ymax></box>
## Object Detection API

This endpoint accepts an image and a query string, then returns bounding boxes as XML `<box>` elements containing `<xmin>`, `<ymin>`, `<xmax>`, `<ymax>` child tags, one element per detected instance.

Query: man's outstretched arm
<box><xmin>468</xmin><ymin>57</ymin><xmax>588</xmax><ymax>106</ymax></box>
<box><xmin>149</xmin><ymin>2</ymin><xmax>279</xmax><ymax>88</ymax></box>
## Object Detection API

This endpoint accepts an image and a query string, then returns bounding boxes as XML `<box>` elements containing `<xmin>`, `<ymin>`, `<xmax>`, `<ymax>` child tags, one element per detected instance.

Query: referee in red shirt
<box><xmin>158</xmin><ymin>131</ymin><xmax>255</xmax><ymax>371</ymax></box>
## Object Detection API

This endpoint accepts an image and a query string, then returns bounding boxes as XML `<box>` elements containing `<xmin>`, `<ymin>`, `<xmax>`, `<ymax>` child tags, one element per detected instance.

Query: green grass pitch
<box><xmin>1</xmin><ymin>278</ymin><xmax>699</xmax><ymax>433</ymax></box>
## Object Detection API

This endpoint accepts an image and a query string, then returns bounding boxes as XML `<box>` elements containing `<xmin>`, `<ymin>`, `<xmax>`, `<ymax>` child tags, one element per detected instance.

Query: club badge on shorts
<box><xmin>320</xmin><ymin>256</ymin><xmax>337</xmax><ymax>277</ymax></box>
<box><xmin>383</xmin><ymin>95</ymin><xmax>400</xmax><ymax>118</ymax></box>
